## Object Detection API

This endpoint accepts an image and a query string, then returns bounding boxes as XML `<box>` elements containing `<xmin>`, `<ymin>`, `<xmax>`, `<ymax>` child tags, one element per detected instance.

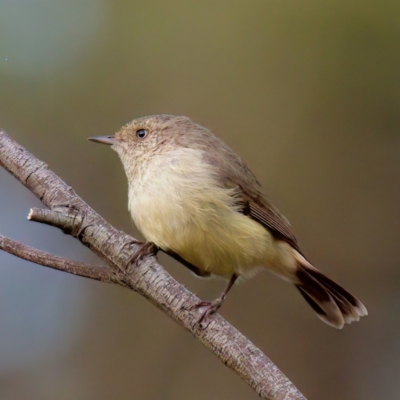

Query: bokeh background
<box><xmin>1</xmin><ymin>1</ymin><xmax>399</xmax><ymax>399</ymax></box>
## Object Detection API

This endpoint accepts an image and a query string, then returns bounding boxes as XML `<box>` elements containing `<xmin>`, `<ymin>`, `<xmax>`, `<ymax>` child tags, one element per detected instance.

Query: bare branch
<box><xmin>28</xmin><ymin>207</ymin><xmax>81</xmax><ymax>234</ymax></box>
<box><xmin>0</xmin><ymin>129</ymin><xmax>306</xmax><ymax>400</ymax></box>
<box><xmin>0</xmin><ymin>234</ymin><xmax>115</xmax><ymax>282</ymax></box>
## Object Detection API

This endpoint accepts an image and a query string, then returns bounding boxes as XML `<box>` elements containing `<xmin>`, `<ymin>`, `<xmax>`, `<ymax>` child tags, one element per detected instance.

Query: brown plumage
<box><xmin>89</xmin><ymin>114</ymin><xmax>367</xmax><ymax>328</ymax></box>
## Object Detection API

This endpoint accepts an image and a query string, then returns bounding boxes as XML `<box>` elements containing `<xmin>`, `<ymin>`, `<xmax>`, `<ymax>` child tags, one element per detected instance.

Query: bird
<box><xmin>89</xmin><ymin>114</ymin><xmax>367</xmax><ymax>328</ymax></box>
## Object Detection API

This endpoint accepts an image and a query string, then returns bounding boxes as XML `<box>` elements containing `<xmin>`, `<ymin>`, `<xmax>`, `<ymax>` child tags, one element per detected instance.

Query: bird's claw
<box><xmin>128</xmin><ymin>241</ymin><xmax>158</xmax><ymax>267</ymax></box>
<box><xmin>189</xmin><ymin>296</ymin><xmax>225</xmax><ymax>327</ymax></box>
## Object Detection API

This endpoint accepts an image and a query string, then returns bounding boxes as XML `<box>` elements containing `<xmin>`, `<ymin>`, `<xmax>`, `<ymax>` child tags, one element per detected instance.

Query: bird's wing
<box><xmin>236</xmin><ymin>187</ymin><xmax>300</xmax><ymax>252</ymax></box>
<box><xmin>202</xmin><ymin>143</ymin><xmax>300</xmax><ymax>252</ymax></box>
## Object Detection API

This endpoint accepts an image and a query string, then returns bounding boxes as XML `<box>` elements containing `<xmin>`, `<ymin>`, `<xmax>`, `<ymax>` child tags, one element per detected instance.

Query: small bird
<box><xmin>89</xmin><ymin>115</ymin><xmax>367</xmax><ymax>328</ymax></box>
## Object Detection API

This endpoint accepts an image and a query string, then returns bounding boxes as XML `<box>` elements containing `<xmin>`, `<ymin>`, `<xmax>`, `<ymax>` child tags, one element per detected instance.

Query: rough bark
<box><xmin>0</xmin><ymin>130</ymin><xmax>306</xmax><ymax>400</ymax></box>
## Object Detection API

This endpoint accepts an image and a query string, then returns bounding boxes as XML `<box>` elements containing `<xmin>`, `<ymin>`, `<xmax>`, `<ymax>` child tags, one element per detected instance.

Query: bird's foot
<box><xmin>189</xmin><ymin>295</ymin><xmax>226</xmax><ymax>327</ymax></box>
<box><xmin>128</xmin><ymin>241</ymin><xmax>158</xmax><ymax>267</ymax></box>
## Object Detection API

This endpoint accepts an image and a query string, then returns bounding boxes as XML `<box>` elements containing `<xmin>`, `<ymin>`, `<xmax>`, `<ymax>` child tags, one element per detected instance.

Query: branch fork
<box><xmin>0</xmin><ymin>129</ymin><xmax>306</xmax><ymax>400</ymax></box>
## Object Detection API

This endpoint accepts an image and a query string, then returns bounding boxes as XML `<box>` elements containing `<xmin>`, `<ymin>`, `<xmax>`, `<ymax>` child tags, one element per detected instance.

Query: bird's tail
<box><xmin>292</xmin><ymin>251</ymin><xmax>368</xmax><ymax>329</ymax></box>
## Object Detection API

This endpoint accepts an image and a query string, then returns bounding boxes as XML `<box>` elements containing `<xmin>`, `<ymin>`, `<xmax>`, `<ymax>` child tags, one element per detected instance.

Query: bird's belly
<box><xmin>129</xmin><ymin>178</ymin><xmax>274</xmax><ymax>278</ymax></box>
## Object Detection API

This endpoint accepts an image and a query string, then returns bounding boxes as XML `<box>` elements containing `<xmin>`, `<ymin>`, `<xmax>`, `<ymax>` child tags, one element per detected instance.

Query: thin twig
<box><xmin>28</xmin><ymin>207</ymin><xmax>82</xmax><ymax>235</ymax></box>
<box><xmin>0</xmin><ymin>234</ymin><xmax>114</xmax><ymax>282</ymax></box>
<box><xmin>0</xmin><ymin>129</ymin><xmax>306</xmax><ymax>400</ymax></box>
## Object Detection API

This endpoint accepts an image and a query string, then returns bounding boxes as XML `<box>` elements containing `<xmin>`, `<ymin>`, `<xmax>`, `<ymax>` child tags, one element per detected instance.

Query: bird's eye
<box><xmin>136</xmin><ymin>129</ymin><xmax>148</xmax><ymax>139</ymax></box>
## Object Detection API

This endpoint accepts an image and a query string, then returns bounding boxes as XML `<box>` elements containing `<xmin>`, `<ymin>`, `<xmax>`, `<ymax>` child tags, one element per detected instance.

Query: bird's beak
<box><xmin>88</xmin><ymin>135</ymin><xmax>116</xmax><ymax>145</ymax></box>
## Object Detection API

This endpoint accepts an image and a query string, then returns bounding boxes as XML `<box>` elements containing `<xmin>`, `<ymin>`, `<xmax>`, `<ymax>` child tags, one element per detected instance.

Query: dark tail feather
<box><xmin>293</xmin><ymin>253</ymin><xmax>367</xmax><ymax>329</ymax></box>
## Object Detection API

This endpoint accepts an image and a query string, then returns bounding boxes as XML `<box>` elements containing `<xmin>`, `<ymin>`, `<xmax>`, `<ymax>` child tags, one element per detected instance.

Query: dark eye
<box><xmin>136</xmin><ymin>129</ymin><xmax>148</xmax><ymax>139</ymax></box>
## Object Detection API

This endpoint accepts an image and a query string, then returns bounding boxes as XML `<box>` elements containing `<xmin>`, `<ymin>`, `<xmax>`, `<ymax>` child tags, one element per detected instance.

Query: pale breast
<box><xmin>128</xmin><ymin>148</ymin><xmax>273</xmax><ymax>277</ymax></box>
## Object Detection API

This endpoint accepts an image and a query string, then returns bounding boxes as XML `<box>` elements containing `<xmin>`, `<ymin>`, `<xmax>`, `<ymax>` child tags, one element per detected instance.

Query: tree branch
<box><xmin>0</xmin><ymin>234</ymin><xmax>115</xmax><ymax>283</ymax></box>
<box><xmin>28</xmin><ymin>207</ymin><xmax>83</xmax><ymax>234</ymax></box>
<box><xmin>0</xmin><ymin>129</ymin><xmax>306</xmax><ymax>400</ymax></box>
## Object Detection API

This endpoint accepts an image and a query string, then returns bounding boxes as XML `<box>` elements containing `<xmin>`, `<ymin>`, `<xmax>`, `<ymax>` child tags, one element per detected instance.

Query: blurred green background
<box><xmin>1</xmin><ymin>1</ymin><xmax>399</xmax><ymax>399</ymax></box>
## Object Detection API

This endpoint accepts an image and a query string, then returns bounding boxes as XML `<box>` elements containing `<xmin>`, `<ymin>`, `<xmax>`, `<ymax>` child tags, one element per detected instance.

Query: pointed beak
<box><xmin>88</xmin><ymin>135</ymin><xmax>116</xmax><ymax>145</ymax></box>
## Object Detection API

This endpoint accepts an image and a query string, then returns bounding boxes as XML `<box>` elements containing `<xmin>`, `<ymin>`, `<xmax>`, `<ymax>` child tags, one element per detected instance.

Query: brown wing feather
<box><xmin>173</xmin><ymin>121</ymin><xmax>301</xmax><ymax>252</ymax></box>
<box><xmin>238</xmin><ymin>190</ymin><xmax>301</xmax><ymax>252</ymax></box>
<box><xmin>162</xmin><ymin>120</ymin><xmax>302</xmax><ymax>273</ymax></box>
<box><xmin>198</xmin><ymin>131</ymin><xmax>300</xmax><ymax>252</ymax></box>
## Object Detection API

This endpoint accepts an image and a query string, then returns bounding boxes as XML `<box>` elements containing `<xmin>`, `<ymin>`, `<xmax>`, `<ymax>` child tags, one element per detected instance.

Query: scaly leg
<box><xmin>190</xmin><ymin>274</ymin><xmax>239</xmax><ymax>325</ymax></box>
<box><xmin>128</xmin><ymin>241</ymin><xmax>159</xmax><ymax>267</ymax></box>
